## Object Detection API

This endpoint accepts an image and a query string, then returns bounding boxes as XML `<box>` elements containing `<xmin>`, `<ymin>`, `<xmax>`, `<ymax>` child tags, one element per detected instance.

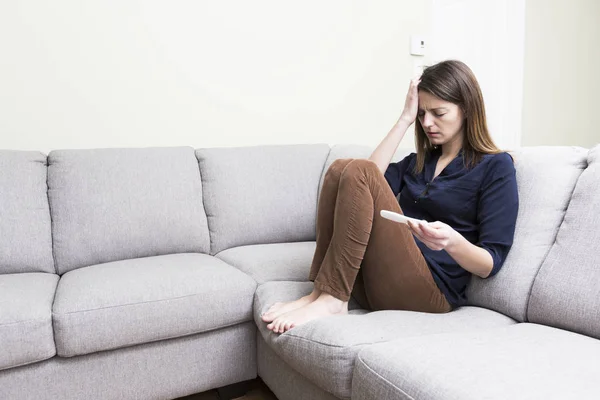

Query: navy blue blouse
<box><xmin>384</xmin><ymin>148</ymin><xmax>518</xmax><ymax>308</ymax></box>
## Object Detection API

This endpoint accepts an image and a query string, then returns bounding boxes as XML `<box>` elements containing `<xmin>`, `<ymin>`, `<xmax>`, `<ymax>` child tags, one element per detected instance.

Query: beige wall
<box><xmin>0</xmin><ymin>1</ymin><xmax>430</xmax><ymax>153</ymax></box>
<box><xmin>521</xmin><ymin>0</ymin><xmax>600</xmax><ymax>147</ymax></box>
<box><xmin>2</xmin><ymin>1</ymin><xmax>598</xmax><ymax>152</ymax></box>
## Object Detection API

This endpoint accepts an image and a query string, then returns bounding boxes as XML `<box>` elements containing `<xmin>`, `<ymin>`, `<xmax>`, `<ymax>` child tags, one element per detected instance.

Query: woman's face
<box><xmin>417</xmin><ymin>90</ymin><xmax>465</xmax><ymax>148</ymax></box>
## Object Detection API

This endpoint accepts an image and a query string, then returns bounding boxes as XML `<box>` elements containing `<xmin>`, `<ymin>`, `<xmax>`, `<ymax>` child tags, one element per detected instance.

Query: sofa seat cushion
<box><xmin>353</xmin><ymin>323</ymin><xmax>600</xmax><ymax>400</ymax></box>
<box><xmin>216</xmin><ymin>242</ymin><xmax>316</xmax><ymax>284</ymax></box>
<box><xmin>53</xmin><ymin>253</ymin><xmax>257</xmax><ymax>357</ymax></box>
<box><xmin>253</xmin><ymin>281</ymin><xmax>516</xmax><ymax>400</ymax></box>
<box><xmin>0</xmin><ymin>273</ymin><xmax>58</xmax><ymax>370</ymax></box>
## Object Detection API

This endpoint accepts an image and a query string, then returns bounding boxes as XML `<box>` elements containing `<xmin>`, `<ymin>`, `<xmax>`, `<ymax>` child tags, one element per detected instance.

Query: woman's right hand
<box><xmin>398</xmin><ymin>77</ymin><xmax>421</xmax><ymax>125</ymax></box>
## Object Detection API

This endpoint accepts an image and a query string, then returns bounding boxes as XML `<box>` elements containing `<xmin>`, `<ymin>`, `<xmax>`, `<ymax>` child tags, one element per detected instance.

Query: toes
<box><xmin>274</xmin><ymin>319</ymin><xmax>283</xmax><ymax>334</ymax></box>
<box><xmin>270</xmin><ymin>319</ymin><xmax>295</xmax><ymax>334</ymax></box>
<box><xmin>270</xmin><ymin>313</ymin><xmax>298</xmax><ymax>334</ymax></box>
<box><xmin>262</xmin><ymin>303</ymin><xmax>285</xmax><ymax>322</ymax></box>
<box><xmin>277</xmin><ymin>319</ymin><xmax>286</xmax><ymax>334</ymax></box>
<box><xmin>261</xmin><ymin>313</ymin><xmax>272</xmax><ymax>322</ymax></box>
<box><xmin>262</xmin><ymin>303</ymin><xmax>282</xmax><ymax>322</ymax></box>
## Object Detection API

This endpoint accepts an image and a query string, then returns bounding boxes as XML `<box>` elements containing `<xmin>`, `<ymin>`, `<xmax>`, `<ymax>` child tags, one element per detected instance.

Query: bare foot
<box><xmin>261</xmin><ymin>288</ymin><xmax>321</xmax><ymax>323</ymax></box>
<box><xmin>268</xmin><ymin>293</ymin><xmax>348</xmax><ymax>334</ymax></box>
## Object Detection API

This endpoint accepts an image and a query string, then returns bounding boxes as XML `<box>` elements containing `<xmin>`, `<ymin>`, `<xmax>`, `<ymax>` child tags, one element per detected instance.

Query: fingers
<box><xmin>410</xmin><ymin>79</ymin><xmax>420</xmax><ymax>92</ymax></box>
<box><xmin>413</xmin><ymin>232</ymin><xmax>439</xmax><ymax>250</ymax></box>
<box><xmin>407</xmin><ymin>221</ymin><xmax>429</xmax><ymax>243</ymax></box>
<box><xmin>407</xmin><ymin>220</ymin><xmax>416</xmax><ymax>233</ymax></box>
<box><xmin>407</xmin><ymin>220</ymin><xmax>445</xmax><ymax>250</ymax></box>
<box><xmin>408</xmin><ymin>77</ymin><xmax>420</xmax><ymax>94</ymax></box>
<box><xmin>428</xmin><ymin>221</ymin><xmax>444</xmax><ymax>228</ymax></box>
<box><xmin>407</xmin><ymin>220</ymin><xmax>428</xmax><ymax>236</ymax></box>
<box><xmin>420</xmin><ymin>223</ymin><xmax>445</xmax><ymax>239</ymax></box>
<box><xmin>413</xmin><ymin>231</ymin><xmax>436</xmax><ymax>247</ymax></box>
<box><xmin>400</xmin><ymin>77</ymin><xmax>421</xmax><ymax>124</ymax></box>
<box><xmin>409</xmin><ymin>220</ymin><xmax>446</xmax><ymax>239</ymax></box>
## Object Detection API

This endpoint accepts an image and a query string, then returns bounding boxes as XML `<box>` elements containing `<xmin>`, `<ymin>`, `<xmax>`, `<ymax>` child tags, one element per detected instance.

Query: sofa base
<box><xmin>216</xmin><ymin>379</ymin><xmax>252</xmax><ymax>399</ymax></box>
<box><xmin>257</xmin><ymin>334</ymin><xmax>340</xmax><ymax>400</ymax></box>
<box><xmin>0</xmin><ymin>322</ymin><xmax>256</xmax><ymax>400</ymax></box>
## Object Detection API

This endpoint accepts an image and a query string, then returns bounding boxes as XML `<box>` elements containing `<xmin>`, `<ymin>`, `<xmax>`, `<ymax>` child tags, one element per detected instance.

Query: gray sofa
<box><xmin>0</xmin><ymin>143</ymin><xmax>598</xmax><ymax>400</ymax></box>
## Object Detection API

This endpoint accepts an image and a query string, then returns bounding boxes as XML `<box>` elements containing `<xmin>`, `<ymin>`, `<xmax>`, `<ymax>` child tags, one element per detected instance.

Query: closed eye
<box><xmin>418</xmin><ymin>111</ymin><xmax>447</xmax><ymax>118</ymax></box>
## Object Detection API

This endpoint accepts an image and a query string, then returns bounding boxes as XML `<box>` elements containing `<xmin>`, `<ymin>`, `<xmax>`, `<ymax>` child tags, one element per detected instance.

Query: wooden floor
<box><xmin>176</xmin><ymin>379</ymin><xmax>278</xmax><ymax>400</ymax></box>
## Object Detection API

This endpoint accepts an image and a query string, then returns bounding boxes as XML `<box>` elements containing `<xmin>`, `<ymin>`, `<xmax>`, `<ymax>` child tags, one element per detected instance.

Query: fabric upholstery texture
<box><xmin>0</xmin><ymin>322</ymin><xmax>256</xmax><ymax>400</ymax></box>
<box><xmin>47</xmin><ymin>147</ymin><xmax>210</xmax><ymax>274</ymax></box>
<box><xmin>254</xmin><ymin>281</ymin><xmax>515</xmax><ymax>399</ymax></box>
<box><xmin>0</xmin><ymin>273</ymin><xmax>58</xmax><ymax>370</ymax></box>
<box><xmin>216</xmin><ymin>242</ymin><xmax>315</xmax><ymax>284</ymax></box>
<box><xmin>196</xmin><ymin>144</ymin><xmax>330</xmax><ymax>254</ymax></box>
<box><xmin>528</xmin><ymin>144</ymin><xmax>600</xmax><ymax>339</ymax></box>
<box><xmin>467</xmin><ymin>146</ymin><xmax>588</xmax><ymax>320</ymax></box>
<box><xmin>257</xmin><ymin>335</ymin><xmax>340</xmax><ymax>400</ymax></box>
<box><xmin>52</xmin><ymin>253</ymin><xmax>256</xmax><ymax>357</ymax></box>
<box><xmin>353</xmin><ymin>323</ymin><xmax>600</xmax><ymax>400</ymax></box>
<box><xmin>0</xmin><ymin>151</ymin><xmax>54</xmax><ymax>274</ymax></box>
<box><xmin>2</xmin><ymin>143</ymin><xmax>600</xmax><ymax>400</ymax></box>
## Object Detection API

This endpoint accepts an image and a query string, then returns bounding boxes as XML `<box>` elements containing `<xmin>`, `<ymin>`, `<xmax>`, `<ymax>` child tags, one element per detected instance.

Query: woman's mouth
<box><xmin>427</xmin><ymin>132</ymin><xmax>440</xmax><ymax>136</ymax></box>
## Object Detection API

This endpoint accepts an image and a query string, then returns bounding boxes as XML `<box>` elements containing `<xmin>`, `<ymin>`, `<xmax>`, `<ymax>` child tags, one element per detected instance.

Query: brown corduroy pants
<box><xmin>309</xmin><ymin>158</ymin><xmax>452</xmax><ymax>313</ymax></box>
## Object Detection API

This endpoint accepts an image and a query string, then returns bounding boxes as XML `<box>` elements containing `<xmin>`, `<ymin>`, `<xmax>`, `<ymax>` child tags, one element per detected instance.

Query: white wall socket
<box><xmin>410</xmin><ymin>35</ymin><xmax>426</xmax><ymax>56</ymax></box>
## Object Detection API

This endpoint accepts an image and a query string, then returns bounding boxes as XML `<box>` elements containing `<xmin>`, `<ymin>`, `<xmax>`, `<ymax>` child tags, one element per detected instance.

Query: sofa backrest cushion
<box><xmin>527</xmin><ymin>144</ymin><xmax>600</xmax><ymax>339</ymax></box>
<box><xmin>0</xmin><ymin>151</ymin><xmax>55</xmax><ymax>274</ymax></box>
<box><xmin>467</xmin><ymin>146</ymin><xmax>587</xmax><ymax>321</ymax></box>
<box><xmin>48</xmin><ymin>147</ymin><xmax>209</xmax><ymax>274</ymax></box>
<box><xmin>197</xmin><ymin>144</ymin><xmax>330</xmax><ymax>255</ymax></box>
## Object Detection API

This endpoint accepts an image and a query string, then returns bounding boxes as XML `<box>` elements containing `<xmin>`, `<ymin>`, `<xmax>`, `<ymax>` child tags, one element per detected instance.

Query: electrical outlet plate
<box><xmin>410</xmin><ymin>35</ymin><xmax>426</xmax><ymax>56</ymax></box>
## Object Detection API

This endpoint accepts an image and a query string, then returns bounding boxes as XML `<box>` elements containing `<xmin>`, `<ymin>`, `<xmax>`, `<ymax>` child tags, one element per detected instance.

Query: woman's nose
<box><xmin>422</xmin><ymin>114</ymin><xmax>434</xmax><ymax>128</ymax></box>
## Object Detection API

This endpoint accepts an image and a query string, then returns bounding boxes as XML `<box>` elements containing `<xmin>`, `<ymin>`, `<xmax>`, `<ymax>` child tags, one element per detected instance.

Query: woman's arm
<box><xmin>369</xmin><ymin>77</ymin><xmax>420</xmax><ymax>174</ymax></box>
<box><xmin>369</xmin><ymin>119</ymin><xmax>412</xmax><ymax>174</ymax></box>
<box><xmin>408</xmin><ymin>221</ymin><xmax>493</xmax><ymax>278</ymax></box>
<box><xmin>445</xmin><ymin>232</ymin><xmax>494</xmax><ymax>278</ymax></box>
<box><xmin>407</xmin><ymin>154</ymin><xmax>519</xmax><ymax>279</ymax></box>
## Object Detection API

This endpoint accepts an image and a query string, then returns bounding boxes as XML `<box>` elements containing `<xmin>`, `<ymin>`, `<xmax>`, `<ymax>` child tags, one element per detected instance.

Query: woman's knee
<box><xmin>326</xmin><ymin>158</ymin><xmax>354</xmax><ymax>180</ymax></box>
<box><xmin>340</xmin><ymin>159</ymin><xmax>378</xmax><ymax>180</ymax></box>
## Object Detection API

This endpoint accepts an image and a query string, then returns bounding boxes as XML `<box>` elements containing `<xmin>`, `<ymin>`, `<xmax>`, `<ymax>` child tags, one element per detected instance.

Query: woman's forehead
<box><xmin>418</xmin><ymin>91</ymin><xmax>455</xmax><ymax>110</ymax></box>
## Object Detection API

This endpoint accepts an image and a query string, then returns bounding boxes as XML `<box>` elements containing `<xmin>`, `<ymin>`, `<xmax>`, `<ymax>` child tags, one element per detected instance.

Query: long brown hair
<box><xmin>415</xmin><ymin>60</ymin><xmax>501</xmax><ymax>173</ymax></box>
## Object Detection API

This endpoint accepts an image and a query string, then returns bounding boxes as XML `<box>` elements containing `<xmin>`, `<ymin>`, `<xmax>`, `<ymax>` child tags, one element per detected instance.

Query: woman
<box><xmin>262</xmin><ymin>60</ymin><xmax>519</xmax><ymax>334</ymax></box>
